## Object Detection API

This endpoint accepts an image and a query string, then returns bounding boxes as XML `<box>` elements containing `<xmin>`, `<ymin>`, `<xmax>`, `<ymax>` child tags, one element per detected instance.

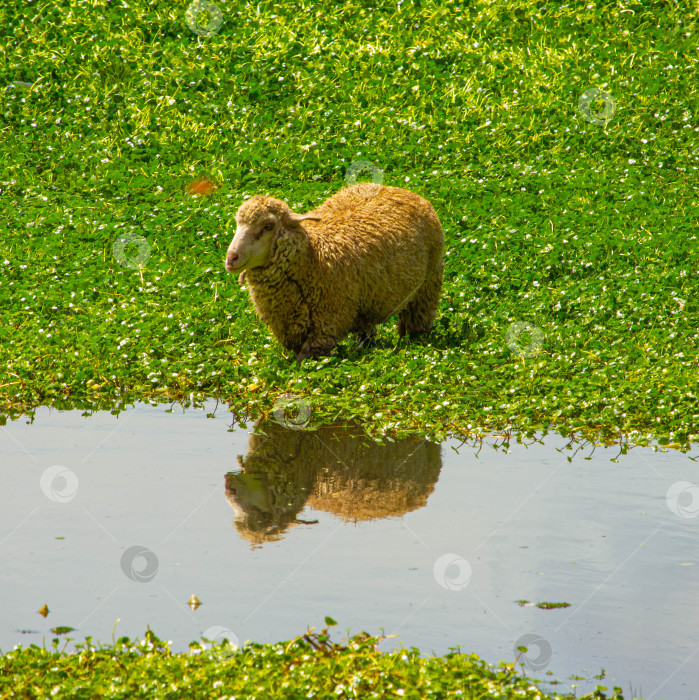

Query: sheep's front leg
<box><xmin>296</xmin><ymin>336</ymin><xmax>339</xmax><ymax>363</ymax></box>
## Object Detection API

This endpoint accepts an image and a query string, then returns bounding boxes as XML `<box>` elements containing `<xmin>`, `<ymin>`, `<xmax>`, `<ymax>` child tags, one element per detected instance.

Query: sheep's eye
<box><xmin>263</xmin><ymin>223</ymin><xmax>274</xmax><ymax>231</ymax></box>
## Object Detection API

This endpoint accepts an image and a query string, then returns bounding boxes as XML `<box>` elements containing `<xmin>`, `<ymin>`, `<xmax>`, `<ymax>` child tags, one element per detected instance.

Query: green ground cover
<box><xmin>1</xmin><ymin>0</ymin><xmax>698</xmax><ymax>447</ymax></box>
<box><xmin>0</xmin><ymin>626</ymin><xmax>626</xmax><ymax>699</ymax></box>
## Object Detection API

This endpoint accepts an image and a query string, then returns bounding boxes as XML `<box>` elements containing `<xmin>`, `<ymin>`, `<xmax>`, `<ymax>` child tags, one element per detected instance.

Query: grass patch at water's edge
<box><xmin>0</xmin><ymin>625</ymin><xmax>627</xmax><ymax>700</ymax></box>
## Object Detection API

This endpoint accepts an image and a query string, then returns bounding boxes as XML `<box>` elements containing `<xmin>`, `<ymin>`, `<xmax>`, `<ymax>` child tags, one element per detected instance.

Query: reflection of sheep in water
<box><xmin>224</xmin><ymin>420</ymin><xmax>443</xmax><ymax>545</ymax></box>
<box><xmin>224</xmin><ymin>184</ymin><xmax>444</xmax><ymax>361</ymax></box>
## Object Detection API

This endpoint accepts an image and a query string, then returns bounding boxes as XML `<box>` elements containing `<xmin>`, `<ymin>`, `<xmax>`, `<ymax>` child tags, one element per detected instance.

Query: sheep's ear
<box><xmin>286</xmin><ymin>212</ymin><xmax>321</xmax><ymax>224</ymax></box>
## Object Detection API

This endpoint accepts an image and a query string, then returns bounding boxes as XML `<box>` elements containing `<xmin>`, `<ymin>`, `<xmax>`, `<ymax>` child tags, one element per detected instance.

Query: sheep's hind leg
<box><xmin>295</xmin><ymin>336</ymin><xmax>338</xmax><ymax>363</ymax></box>
<box><xmin>397</xmin><ymin>272</ymin><xmax>442</xmax><ymax>337</ymax></box>
<box><xmin>357</xmin><ymin>327</ymin><xmax>376</xmax><ymax>349</ymax></box>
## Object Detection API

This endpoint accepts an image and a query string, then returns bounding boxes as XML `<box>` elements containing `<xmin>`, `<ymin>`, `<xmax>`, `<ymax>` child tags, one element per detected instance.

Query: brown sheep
<box><xmin>224</xmin><ymin>184</ymin><xmax>443</xmax><ymax>361</ymax></box>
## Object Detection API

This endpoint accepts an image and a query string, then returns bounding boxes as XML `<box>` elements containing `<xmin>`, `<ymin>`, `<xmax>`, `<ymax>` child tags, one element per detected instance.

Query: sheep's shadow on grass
<box><xmin>415</xmin><ymin>315</ymin><xmax>479</xmax><ymax>351</ymax></box>
<box><xmin>380</xmin><ymin>316</ymin><xmax>477</xmax><ymax>354</ymax></box>
<box><xmin>295</xmin><ymin>316</ymin><xmax>476</xmax><ymax>363</ymax></box>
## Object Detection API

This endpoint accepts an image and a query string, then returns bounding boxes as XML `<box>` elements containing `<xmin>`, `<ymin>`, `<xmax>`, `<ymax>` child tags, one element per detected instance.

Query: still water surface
<box><xmin>1</xmin><ymin>401</ymin><xmax>697</xmax><ymax>698</ymax></box>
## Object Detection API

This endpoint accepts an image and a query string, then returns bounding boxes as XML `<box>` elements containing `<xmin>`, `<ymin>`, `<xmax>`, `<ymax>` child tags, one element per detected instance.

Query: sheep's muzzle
<box><xmin>225</xmin><ymin>252</ymin><xmax>240</xmax><ymax>272</ymax></box>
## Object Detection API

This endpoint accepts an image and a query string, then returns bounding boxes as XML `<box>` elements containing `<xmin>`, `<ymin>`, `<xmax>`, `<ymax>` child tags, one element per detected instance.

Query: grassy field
<box><xmin>0</xmin><ymin>625</ymin><xmax>627</xmax><ymax>699</ymax></box>
<box><xmin>1</xmin><ymin>0</ymin><xmax>698</xmax><ymax>448</ymax></box>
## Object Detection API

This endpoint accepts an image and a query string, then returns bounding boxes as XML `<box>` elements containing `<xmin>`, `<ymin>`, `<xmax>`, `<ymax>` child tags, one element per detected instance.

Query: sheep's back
<box><xmin>304</xmin><ymin>185</ymin><xmax>443</xmax><ymax>318</ymax></box>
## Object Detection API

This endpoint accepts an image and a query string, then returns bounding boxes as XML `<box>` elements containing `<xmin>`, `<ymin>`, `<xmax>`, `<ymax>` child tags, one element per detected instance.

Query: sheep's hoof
<box><xmin>357</xmin><ymin>329</ymin><xmax>377</xmax><ymax>349</ymax></box>
<box><xmin>296</xmin><ymin>340</ymin><xmax>337</xmax><ymax>363</ymax></box>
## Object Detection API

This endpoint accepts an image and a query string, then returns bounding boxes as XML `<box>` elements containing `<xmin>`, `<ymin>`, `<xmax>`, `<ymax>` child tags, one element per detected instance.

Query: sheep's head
<box><xmin>225</xmin><ymin>196</ymin><xmax>320</xmax><ymax>274</ymax></box>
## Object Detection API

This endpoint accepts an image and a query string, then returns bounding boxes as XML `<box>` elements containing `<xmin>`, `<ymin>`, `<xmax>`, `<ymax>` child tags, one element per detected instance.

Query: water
<box><xmin>1</xmin><ymin>401</ymin><xmax>697</xmax><ymax>699</ymax></box>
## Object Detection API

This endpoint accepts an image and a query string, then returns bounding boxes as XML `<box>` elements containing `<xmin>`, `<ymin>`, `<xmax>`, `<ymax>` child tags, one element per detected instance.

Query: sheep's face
<box><xmin>225</xmin><ymin>217</ymin><xmax>278</xmax><ymax>272</ymax></box>
<box><xmin>225</xmin><ymin>196</ymin><xmax>320</xmax><ymax>274</ymax></box>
